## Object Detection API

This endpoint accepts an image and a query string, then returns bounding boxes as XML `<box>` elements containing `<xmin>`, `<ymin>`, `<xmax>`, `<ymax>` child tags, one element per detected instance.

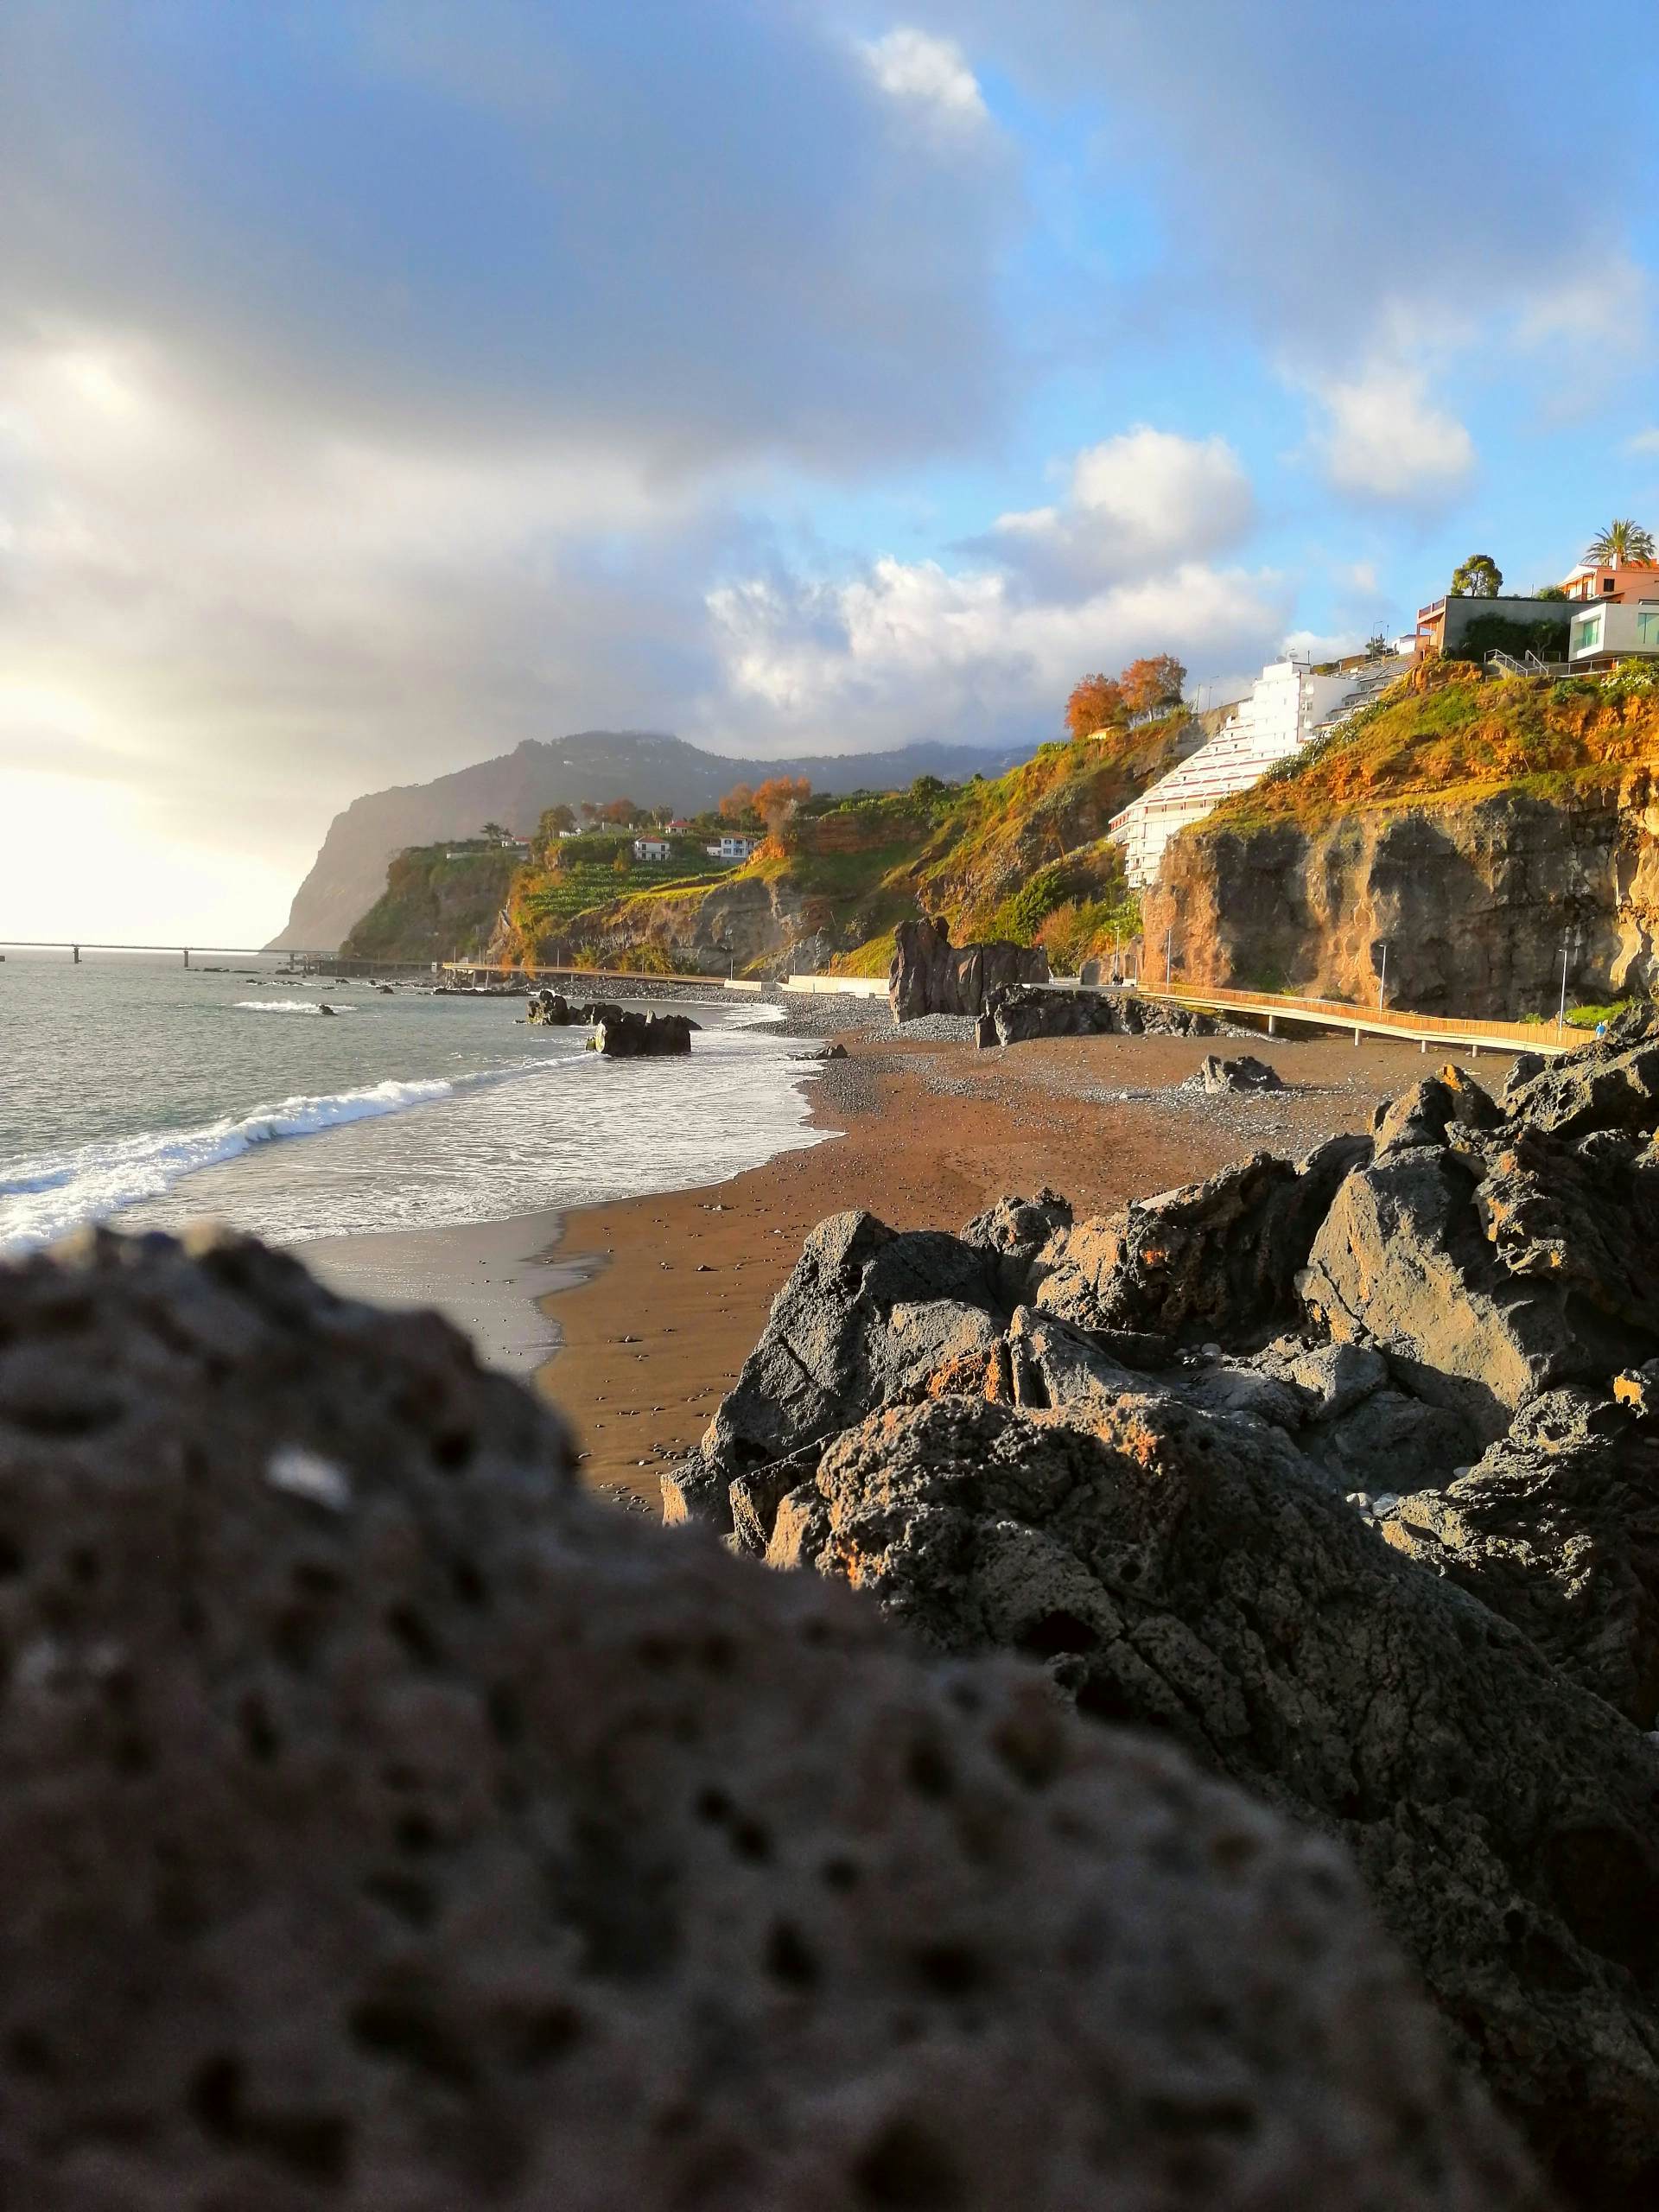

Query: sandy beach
<box><xmin>524</xmin><ymin>1017</ymin><xmax>1475</xmax><ymax>1505</ymax></box>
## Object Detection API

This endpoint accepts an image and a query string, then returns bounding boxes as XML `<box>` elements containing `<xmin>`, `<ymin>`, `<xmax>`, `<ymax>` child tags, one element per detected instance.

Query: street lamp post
<box><xmin>1165</xmin><ymin>924</ymin><xmax>1173</xmax><ymax>991</ymax></box>
<box><xmin>1377</xmin><ymin>940</ymin><xmax>1389</xmax><ymax>1012</ymax></box>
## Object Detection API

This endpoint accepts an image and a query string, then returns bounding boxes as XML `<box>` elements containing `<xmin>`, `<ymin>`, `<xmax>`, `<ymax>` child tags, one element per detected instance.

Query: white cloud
<box><xmin>990</xmin><ymin>426</ymin><xmax>1255</xmax><ymax>594</ymax></box>
<box><xmin>1309</xmin><ymin>365</ymin><xmax>1475</xmax><ymax>505</ymax></box>
<box><xmin>1514</xmin><ymin>257</ymin><xmax>1650</xmax><ymax>353</ymax></box>
<box><xmin>704</xmin><ymin>551</ymin><xmax>1287</xmax><ymax>745</ymax></box>
<box><xmin>1628</xmin><ymin>429</ymin><xmax>1659</xmax><ymax>457</ymax></box>
<box><xmin>862</xmin><ymin>27</ymin><xmax>988</xmax><ymax>130</ymax></box>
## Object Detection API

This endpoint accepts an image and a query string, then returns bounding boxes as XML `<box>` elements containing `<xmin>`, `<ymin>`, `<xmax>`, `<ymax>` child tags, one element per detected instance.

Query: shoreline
<box><xmin>527</xmin><ymin>1020</ymin><xmax>1466</xmax><ymax>1505</ymax></box>
<box><xmin>297</xmin><ymin>1011</ymin><xmax>1524</xmax><ymax>1511</ymax></box>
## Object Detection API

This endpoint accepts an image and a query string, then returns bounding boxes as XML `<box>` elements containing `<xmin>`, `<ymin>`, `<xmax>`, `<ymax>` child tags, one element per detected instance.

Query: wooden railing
<box><xmin>1141</xmin><ymin>981</ymin><xmax>1577</xmax><ymax>1058</ymax></box>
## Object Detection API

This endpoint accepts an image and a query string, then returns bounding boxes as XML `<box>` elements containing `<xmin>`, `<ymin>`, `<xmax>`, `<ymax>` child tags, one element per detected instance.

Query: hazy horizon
<box><xmin>3</xmin><ymin>0</ymin><xmax>1656</xmax><ymax>942</ymax></box>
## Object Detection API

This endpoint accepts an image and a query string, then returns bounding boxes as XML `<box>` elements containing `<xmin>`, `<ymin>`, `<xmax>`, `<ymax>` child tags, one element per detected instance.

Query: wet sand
<box><xmin>532</xmin><ymin>1023</ymin><xmax>1471</xmax><ymax>1505</ymax></box>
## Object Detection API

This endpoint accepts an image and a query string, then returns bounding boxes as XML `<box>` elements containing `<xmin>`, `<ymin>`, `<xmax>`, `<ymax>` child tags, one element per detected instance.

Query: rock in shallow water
<box><xmin>0</xmin><ymin>1224</ymin><xmax>1548</xmax><ymax>2209</ymax></box>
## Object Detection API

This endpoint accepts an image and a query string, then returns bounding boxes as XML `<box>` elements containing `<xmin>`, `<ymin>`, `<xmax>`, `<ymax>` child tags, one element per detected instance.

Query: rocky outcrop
<box><xmin>1302</xmin><ymin>1067</ymin><xmax>1659</xmax><ymax>1442</ymax></box>
<box><xmin>526</xmin><ymin>988</ymin><xmax>570</xmax><ymax>1023</ymax></box>
<box><xmin>976</xmin><ymin>982</ymin><xmax>1220</xmax><ymax>1047</ymax></box>
<box><xmin>1377</xmin><ymin>1385</ymin><xmax>1659</xmax><ymax>1727</ymax></box>
<box><xmin>1186</xmin><ymin>1052</ymin><xmax>1283</xmax><ymax>1093</ymax></box>
<box><xmin>687</xmin><ymin>1015</ymin><xmax>1659</xmax><ymax>2200</ymax></box>
<box><xmin>1033</xmin><ymin>1137</ymin><xmax>1370</xmax><ymax>1347</ymax></box>
<box><xmin>589</xmin><ymin>1008</ymin><xmax>695</xmax><ymax>1056</ymax></box>
<box><xmin>664</xmin><ymin>1211</ymin><xmax>1006</xmax><ymax>1528</ymax></box>
<box><xmin>769</xmin><ymin>1390</ymin><xmax>1659</xmax><ymax>2202</ymax></box>
<box><xmin>1141</xmin><ymin>776</ymin><xmax>1659</xmax><ymax>1018</ymax></box>
<box><xmin>888</xmin><ymin>918</ymin><xmax>1049</xmax><ymax>1021</ymax></box>
<box><xmin>0</xmin><ymin>1228</ymin><xmax>1545</xmax><ymax>2210</ymax></box>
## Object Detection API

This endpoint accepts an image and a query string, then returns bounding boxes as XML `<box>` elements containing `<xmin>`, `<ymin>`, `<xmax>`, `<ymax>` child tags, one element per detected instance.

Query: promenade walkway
<box><xmin>1137</xmin><ymin>982</ymin><xmax>1578</xmax><ymax>1059</ymax></box>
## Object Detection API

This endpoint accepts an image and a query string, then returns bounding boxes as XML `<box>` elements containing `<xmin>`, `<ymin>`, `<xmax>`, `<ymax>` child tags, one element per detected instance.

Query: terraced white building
<box><xmin>1109</xmin><ymin>654</ymin><xmax>1409</xmax><ymax>887</ymax></box>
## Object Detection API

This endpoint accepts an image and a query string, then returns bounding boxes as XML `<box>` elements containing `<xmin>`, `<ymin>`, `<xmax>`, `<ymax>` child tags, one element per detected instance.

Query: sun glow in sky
<box><xmin>2</xmin><ymin>1</ymin><xmax>1656</xmax><ymax>942</ymax></box>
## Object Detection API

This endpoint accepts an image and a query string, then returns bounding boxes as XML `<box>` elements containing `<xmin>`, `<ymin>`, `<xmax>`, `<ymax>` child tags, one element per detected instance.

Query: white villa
<box><xmin>1109</xmin><ymin>653</ymin><xmax>1408</xmax><ymax>887</ymax></box>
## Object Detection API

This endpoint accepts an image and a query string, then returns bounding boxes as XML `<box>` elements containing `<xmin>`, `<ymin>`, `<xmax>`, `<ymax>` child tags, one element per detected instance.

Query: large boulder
<box><xmin>1033</xmin><ymin>1135</ymin><xmax>1370</xmax><ymax>1348</ymax></box>
<box><xmin>772</xmin><ymin>1390</ymin><xmax>1659</xmax><ymax>2205</ymax></box>
<box><xmin>590</xmin><ymin>1009</ymin><xmax>695</xmax><ymax>1056</ymax></box>
<box><xmin>1378</xmin><ymin>1385</ymin><xmax>1659</xmax><ymax>1727</ymax></box>
<box><xmin>667</xmin><ymin>1210</ymin><xmax>1006</xmax><ymax>1534</ymax></box>
<box><xmin>0</xmin><ymin>1229</ymin><xmax>1546</xmax><ymax>2212</ymax></box>
<box><xmin>1186</xmin><ymin>1052</ymin><xmax>1284</xmax><ymax>1094</ymax></box>
<box><xmin>887</xmin><ymin>918</ymin><xmax>1048</xmax><ymax>1021</ymax></box>
<box><xmin>1302</xmin><ymin>1101</ymin><xmax>1659</xmax><ymax>1444</ymax></box>
<box><xmin>976</xmin><ymin>982</ymin><xmax>1221</xmax><ymax>1048</ymax></box>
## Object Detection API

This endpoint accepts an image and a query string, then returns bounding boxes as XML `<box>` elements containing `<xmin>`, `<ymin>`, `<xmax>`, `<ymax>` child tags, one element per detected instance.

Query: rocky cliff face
<box><xmin>270</xmin><ymin>733</ymin><xmax>1020</xmax><ymax>952</ymax></box>
<box><xmin>1144</xmin><ymin>770</ymin><xmax>1659</xmax><ymax>1015</ymax></box>
<box><xmin>523</xmin><ymin>871</ymin><xmax>827</xmax><ymax>976</ymax></box>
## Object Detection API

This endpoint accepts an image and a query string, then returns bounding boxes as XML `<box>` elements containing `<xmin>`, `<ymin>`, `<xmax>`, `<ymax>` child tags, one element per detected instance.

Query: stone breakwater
<box><xmin>0</xmin><ymin>1228</ymin><xmax>1548</xmax><ymax>2209</ymax></box>
<box><xmin>668</xmin><ymin>1005</ymin><xmax>1659</xmax><ymax>2207</ymax></box>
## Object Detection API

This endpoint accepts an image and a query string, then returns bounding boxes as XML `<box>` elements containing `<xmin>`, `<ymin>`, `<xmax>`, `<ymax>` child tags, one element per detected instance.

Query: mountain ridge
<box><xmin>269</xmin><ymin>730</ymin><xmax>1026</xmax><ymax>949</ymax></box>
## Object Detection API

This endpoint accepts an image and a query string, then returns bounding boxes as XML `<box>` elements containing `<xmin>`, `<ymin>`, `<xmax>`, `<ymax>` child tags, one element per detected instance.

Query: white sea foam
<box><xmin>234</xmin><ymin>1000</ymin><xmax>354</xmax><ymax>1014</ymax></box>
<box><xmin>0</xmin><ymin>1075</ymin><xmax>460</xmax><ymax>1253</ymax></box>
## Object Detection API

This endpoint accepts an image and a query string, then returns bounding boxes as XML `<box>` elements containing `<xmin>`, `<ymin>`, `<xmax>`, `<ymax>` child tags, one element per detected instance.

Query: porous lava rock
<box><xmin>771</xmin><ymin>1391</ymin><xmax>1659</xmax><ymax>2205</ymax></box>
<box><xmin>0</xmin><ymin>1228</ymin><xmax>1548</xmax><ymax>2211</ymax></box>
<box><xmin>887</xmin><ymin>918</ymin><xmax>1048</xmax><ymax>1021</ymax></box>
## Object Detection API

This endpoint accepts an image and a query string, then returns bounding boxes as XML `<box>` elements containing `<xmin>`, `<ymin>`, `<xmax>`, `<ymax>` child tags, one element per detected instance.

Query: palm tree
<box><xmin>1584</xmin><ymin>518</ymin><xmax>1656</xmax><ymax>567</ymax></box>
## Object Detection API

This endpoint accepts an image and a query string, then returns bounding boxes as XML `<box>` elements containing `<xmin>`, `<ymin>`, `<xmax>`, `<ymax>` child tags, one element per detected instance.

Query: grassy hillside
<box><xmin>1202</xmin><ymin>658</ymin><xmax>1659</xmax><ymax>835</ymax></box>
<box><xmin>340</xmin><ymin>845</ymin><xmax>519</xmax><ymax>963</ymax></box>
<box><xmin>582</xmin><ymin>714</ymin><xmax>1197</xmax><ymax>976</ymax></box>
<box><xmin>351</xmin><ymin>713</ymin><xmax>1198</xmax><ymax>974</ymax></box>
<box><xmin>505</xmin><ymin>836</ymin><xmax>734</xmax><ymax>954</ymax></box>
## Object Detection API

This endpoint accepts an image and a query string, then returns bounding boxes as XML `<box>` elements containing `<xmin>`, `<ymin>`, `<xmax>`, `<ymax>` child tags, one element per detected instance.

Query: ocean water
<box><xmin>0</xmin><ymin>954</ymin><xmax>828</xmax><ymax>1255</ymax></box>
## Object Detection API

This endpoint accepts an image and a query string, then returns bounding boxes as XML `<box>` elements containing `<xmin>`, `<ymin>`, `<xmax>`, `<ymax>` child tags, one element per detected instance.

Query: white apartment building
<box><xmin>707</xmin><ymin>833</ymin><xmax>762</xmax><ymax>861</ymax></box>
<box><xmin>1108</xmin><ymin>655</ymin><xmax>1408</xmax><ymax>887</ymax></box>
<box><xmin>632</xmin><ymin>836</ymin><xmax>673</xmax><ymax>862</ymax></box>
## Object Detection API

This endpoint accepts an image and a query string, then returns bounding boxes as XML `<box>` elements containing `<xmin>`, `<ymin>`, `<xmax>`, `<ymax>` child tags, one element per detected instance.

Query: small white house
<box><xmin>632</xmin><ymin>836</ymin><xmax>672</xmax><ymax>863</ymax></box>
<box><xmin>1568</xmin><ymin>600</ymin><xmax>1659</xmax><ymax>671</ymax></box>
<box><xmin>707</xmin><ymin>833</ymin><xmax>761</xmax><ymax>861</ymax></box>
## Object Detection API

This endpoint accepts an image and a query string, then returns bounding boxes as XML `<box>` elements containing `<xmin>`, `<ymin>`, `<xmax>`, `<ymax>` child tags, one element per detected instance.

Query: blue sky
<box><xmin>2</xmin><ymin>0</ymin><xmax>1657</xmax><ymax>937</ymax></box>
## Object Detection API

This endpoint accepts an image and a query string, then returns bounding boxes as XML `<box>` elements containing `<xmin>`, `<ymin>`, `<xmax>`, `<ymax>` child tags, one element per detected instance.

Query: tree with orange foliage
<box><xmin>719</xmin><ymin>783</ymin><xmax>756</xmax><ymax>823</ymax></box>
<box><xmin>599</xmin><ymin>797</ymin><xmax>639</xmax><ymax>825</ymax></box>
<box><xmin>1065</xmin><ymin>673</ymin><xmax>1125</xmax><ymax>740</ymax></box>
<box><xmin>1119</xmin><ymin>655</ymin><xmax>1186</xmax><ymax>717</ymax></box>
<box><xmin>752</xmin><ymin>774</ymin><xmax>810</xmax><ymax>832</ymax></box>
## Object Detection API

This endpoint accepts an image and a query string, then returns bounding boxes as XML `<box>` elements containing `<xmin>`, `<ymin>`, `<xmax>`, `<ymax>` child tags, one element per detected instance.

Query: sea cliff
<box><xmin>1142</xmin><ymin>663</ymin><xmax>1659</xmax><ymax>1016</ymax></box>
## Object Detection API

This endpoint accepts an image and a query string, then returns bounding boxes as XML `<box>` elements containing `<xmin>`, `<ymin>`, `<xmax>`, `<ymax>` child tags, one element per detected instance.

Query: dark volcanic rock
<box><xmin>526</xmin><ymin>988</ymin><xmax>570</xmax><ymax>1024</ymax></box>
<box><xmin>1303</xmin><ymin>1101</ymin><xmax>1659</xmax><ymax>1443</ymax></box>
<box><xmin>674</xmin><ymin>1210</ymin><xmax>1005</xmax><ymax>1535</ymax></box>
<box><xmin>888</xmin><ymin>918</ymin><xmax>1048</xmax><ymax>1021</ymax></box>
<box><xmin>773</xmin><ymin>1391</ymin><xmax>1659</xmax><ymax>2205</ymax></box>
<box><xmin>976</xmin><ymin>982</ymin><xmax>1220</xmax><ymax>1048</ymax></box>
<box><xmin>1378</xmin><ymin>1386</ymin><xmax>1659</xmax><ymax>1726</ymax></box>
<box><xmin>591</xmin><ymin>1008</ymin><xmax>695</xmax><ymax>1056</ymax></box>
<box><xmin>1186</xmin><ymin>1052</ymin><xmax>1284</xmax><ymax>1094</ymax></box>
<box><xmin>1033</xmin><ymin>1135</ymin><xmax>1370</xmax><ymax>1347</ymax></box>
<box><xmin>0</xmin><ymin>1228</ymin><xmax>1548</xmax><ymax>2212</ymax></box>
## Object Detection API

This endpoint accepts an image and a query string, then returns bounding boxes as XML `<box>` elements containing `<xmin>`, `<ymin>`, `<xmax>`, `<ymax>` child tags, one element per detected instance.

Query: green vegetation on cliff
<box><xmin>347</xmin><ymin>711</ymin><xmax>1197</xmax><ymax>974</ymax></box>
<box><xmin>1202</xmin><ymin>659</ymin><xmax>1659</xmax><ymax>836</ymax></box>
<box><xmin>569</xmin><ymin>715</ymin><xmax>1196</xmax><ymax>976</ymax></box>
<box><xmin>340</xmin><ymin>843</ymin><xmax>519</xmax><ymax>963</ymax></box>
